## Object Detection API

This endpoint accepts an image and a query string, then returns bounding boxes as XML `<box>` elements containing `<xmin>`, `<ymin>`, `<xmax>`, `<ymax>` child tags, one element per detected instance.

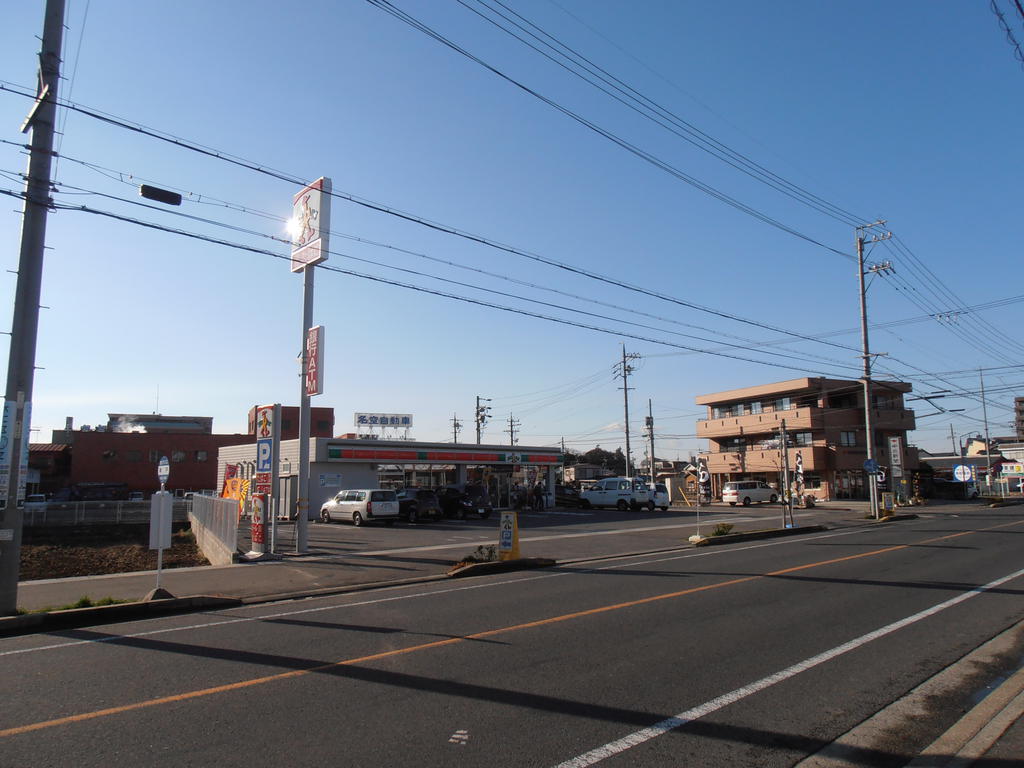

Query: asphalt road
<box><xmin>4</xmin><ymin>505</ymin><xmax>1023</xmax><ymax>767</ymax></box>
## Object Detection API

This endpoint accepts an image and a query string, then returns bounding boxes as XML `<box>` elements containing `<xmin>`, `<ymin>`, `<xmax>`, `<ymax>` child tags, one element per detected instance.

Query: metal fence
<box><xmin>22</xmin><ymin>500</ymin><xmax>191</xmax><ymax>527</ymax></box>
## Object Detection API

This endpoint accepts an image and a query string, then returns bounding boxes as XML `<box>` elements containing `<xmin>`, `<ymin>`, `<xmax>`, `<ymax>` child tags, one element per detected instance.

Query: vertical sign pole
<box><xmin>156</xmin><ymin>480</ymin><xmax>165</xmax><ymax>590</ymax></box>
<box><xmin>296</xmin><ymin>266</ymin><xmax>313</xmax><ymax>554</ymax></box>
<box><xmin>270</xmin><ymin>403</ymin><xmax>281</xmax><ymax>554</ymax></box>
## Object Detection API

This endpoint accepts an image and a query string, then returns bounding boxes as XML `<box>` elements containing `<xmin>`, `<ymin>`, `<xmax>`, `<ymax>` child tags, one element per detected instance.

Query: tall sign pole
<box><xmin>289</xmin><ymin>178</ymin><xmax>331</xmax><ymax>554</ymax></box>
<box><xmin>0</xmin><ymin>0</ymin><xmax>66</xmax><ymax>616</ymax></box>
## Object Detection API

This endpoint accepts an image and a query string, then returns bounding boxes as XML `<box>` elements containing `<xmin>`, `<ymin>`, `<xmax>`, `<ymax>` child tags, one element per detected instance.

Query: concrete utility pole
<box><xmin>646</xmin><ymin>399</ymin><xmax>656</xmax><ymax>485</ymax></box>
<box><xmin>980</xmin><ymin>369</ymin><xmax>993</xmax><ymax>489</ymax></box>
<box><xmin>505</xmin><ymin>414</ymin><xmax>520</xmax><ymax>445</ymax></box>
<box><xmin>780</xmin><ymin>418</ymin><xmax>792</xmax><ymax>528</ymax></box>
<box><xmin>450</xmin><ymin>413</ymin><xmax>462</xmax><ymax>443</ymax></box>
<box><xmin>475</xmin><ymin>396</ymin><xmax>491</xmax><ymax>444</ymax></box>
<box><xmin>856</xmin><ymin>221</ymin><xmax>892</xmax><ymax>521</ymax></box>
<box><xmin>616</xmin><ymin>345</ymin><xmax>640</xmax><ymax>478</ymax></box>
<box><xmin>0</xmin><ymin>0</ymin><xmax>65</xmax><ymax>616</ymax></box>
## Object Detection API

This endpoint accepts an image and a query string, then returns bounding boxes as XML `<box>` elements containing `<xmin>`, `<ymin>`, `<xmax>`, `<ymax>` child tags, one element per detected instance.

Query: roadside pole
<box><xmin>148</xmin><ymin>456</ymin><xmax>173</xmax><ymax>597</ymax></box>
<box><xmin>780</xmin><ymin>419</ymin><xmax>792</xmax><ymax>527</ymax></box>
<box><xmin>0</xmin><ymin>0</ymin><xmax>66</xmax><ymax>616</ymax></box>
<box><xmin>288</xmin><ymin>178</ymin><xmax>331</xmax><ymax>554</ymax></box>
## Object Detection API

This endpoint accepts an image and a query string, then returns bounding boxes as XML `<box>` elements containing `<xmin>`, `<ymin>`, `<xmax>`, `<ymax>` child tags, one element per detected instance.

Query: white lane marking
<box><xmin>0</xmin><ymin>528</ymin><xmax>870</xmax><ymax>658</ymax></box>
<box><xmin>448</xmin><ymin>729</ymin><xmax>469</xmax><ymax>745</ymax></box>
<box><xmin>551</xmin><ymin>566</ymin><xmax>1024</xmax><ymax>768</ymax></box>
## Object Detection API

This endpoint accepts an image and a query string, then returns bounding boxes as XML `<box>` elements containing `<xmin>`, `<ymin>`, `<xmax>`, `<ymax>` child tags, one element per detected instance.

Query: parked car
<box><xmin>722</xmin><ymin>481</ymin><xmax>777</xmax><ymax>506</ymax></box>
<box><xmin>555</xmin><ymin>484</ymin><xmax>583</xmax><ymax>508</ymax></box>
<box><xmin>25</xmin><ymin>493</ymin><xmax>47</xmax><ymax>510</ymax></box>
<box><xmin>649</xmin><ymin>483</ymin><xmax>670</xmax><ymax>511</ymax></box>
<box><xmin>580</xmin><ymin>477</ymin><xmax>652</xmax><ymax>511</ymax></box>
<box><xmin>320</xmin><ymin>489</ymin><xmax>399</xmax><ymax>526</ymax></box>
<box><xmin>931</xmin><ymin>478</ymin><xmax>981</xmax><ymax>500</ymax></box>
<box><xmin>435</xmin><ymin>485</ymin><xmax>493</xmax><ymax>519</ymax></box>
<box><xmin>395</xmin><ymin>488</ymin><xmax>442</xmax><ymax>523</ymax></box>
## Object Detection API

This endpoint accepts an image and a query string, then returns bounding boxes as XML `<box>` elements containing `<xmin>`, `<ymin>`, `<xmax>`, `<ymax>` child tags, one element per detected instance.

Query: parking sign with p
<box><xmin>257</xmin><ymin>438</ymin><xmax>273</xmax><ymax>472</ymax></box>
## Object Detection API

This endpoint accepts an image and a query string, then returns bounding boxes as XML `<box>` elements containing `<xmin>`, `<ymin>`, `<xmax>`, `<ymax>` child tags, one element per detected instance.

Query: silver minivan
<box><xmin>319</xmin><ymin>489</ymin><xmax>399</xmax><ymax>526</ymax></box>
<box><xmin>580</xmin><ymin>477</ymin><xmax>653</xmax><ymax>511</ymax></box>
<box><xmin>722</xmin><ymin>481</ymin><xmax>777</xmax><ymax>506</ymax></box>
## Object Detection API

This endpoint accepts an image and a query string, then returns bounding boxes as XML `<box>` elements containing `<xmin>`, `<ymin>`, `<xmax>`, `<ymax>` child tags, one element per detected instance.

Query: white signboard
<box><xmin>319</xmin><ymin>473</ymin><xmax>342</xmax><ymax>488</ymax></box>
<box><xmin>289</xmin><ymin>177</ymin><xmax>331</xmax><ymax>272</ymax></box>
<box><xmin>354</xmin><ymin>413</ymin><xmax>413</xmax><ymax>428</ymax></box>
<box><xmin>0</xmin><ymin>400</ymin><xmax>31</xmax><ymax>505</ymax></box>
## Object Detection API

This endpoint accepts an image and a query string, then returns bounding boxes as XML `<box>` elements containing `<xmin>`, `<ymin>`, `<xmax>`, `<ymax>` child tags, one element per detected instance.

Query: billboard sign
<box><xmin>306</xmin><ymin>325</ymin><xmax>324</xmax><ymax>397</ymax></box>
<box><xmin>289</xmin><ymin>177</ymin><xmax>332</xmax><ymax>273</ymax></box>
<box><xmin>354</xmin><ymin>413</ymin><xmax>413</xmax><ymax>428</ymax></box>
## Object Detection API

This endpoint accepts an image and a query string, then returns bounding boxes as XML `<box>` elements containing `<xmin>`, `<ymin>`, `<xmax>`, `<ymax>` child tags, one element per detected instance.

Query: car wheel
<box><xmin>647</xmin><ymin>501</ymin><xmax>656</xmax><ymax>512</ymax></box>
<box><xmin>616</xmin><ymin>499</ymin><xmax>628</xmax><ymax>511</ymax></box>
<box><xmin>660</xmin><ymin>506</ymin><xmax>669</xmax><ymax>512</ymax></box>
<box><xmin>769</xmin><ymin>494</ymin><xmax>778</xmax><ymax>504</ymax></box>
<box><xmin>320</xmin><ymin>508</ymin><xmax>331</xmax><ymax>523</ymax></box>
<box><xmin>407</xmin><ymin>506</ymin><xmax>418</xmax><ymax>524</ymax></box>
<box><xmin>581</xmin><ymin>499</ymin><xmax>592</xmax><ymax>509</ymax></box>
<box><xmin>742</xmin><ymin>497</ymin><xmax>751</xmax><ymax>506</ymax></box>
<box><xmin>352</xmin><ymin>511</ymin><xmax>364</xmax><ymax>526</ymax></box>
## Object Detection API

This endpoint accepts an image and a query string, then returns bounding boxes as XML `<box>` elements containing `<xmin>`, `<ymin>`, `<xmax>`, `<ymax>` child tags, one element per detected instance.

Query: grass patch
<box><xmin>451</xmin><ymin>544</ymin><xmax>498</xmax><ymax>570</ymax></box>
<box><xmin>18</xmin><ymin>595</ymin><xmax>133</xmax><ymax>615</ymax></box>
<box><xmin>711</xmin><ymin>523</ymin><xmax>735</xmax><ymax>537</ymax></box>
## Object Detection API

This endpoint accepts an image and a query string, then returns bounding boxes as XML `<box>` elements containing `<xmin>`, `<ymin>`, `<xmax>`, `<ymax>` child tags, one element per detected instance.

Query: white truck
<box><xmin>580</xmin><ymin>477</ymin><xmax>653</xmax><ymax>511</ymax></box>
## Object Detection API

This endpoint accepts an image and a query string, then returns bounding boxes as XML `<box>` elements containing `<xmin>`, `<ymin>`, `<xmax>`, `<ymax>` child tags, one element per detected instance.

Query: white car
<box><xmin>580</xmin><ymin>477</ymin><xmax>652</xmax><ymax>511</ymax></box>
<box><xmin>320</xmin><ymin>489</ymin><xmax>399</xmax><ymax>526</ymax></box>
<box><xmin>722</xmin><ymin>481</ymin><xmax>777</xmax><ymax>506</ymax></box>
<box><xmin>649</xmin><ymin>483</ymin><xmax>670</xmax><ymax>511</ymax></box>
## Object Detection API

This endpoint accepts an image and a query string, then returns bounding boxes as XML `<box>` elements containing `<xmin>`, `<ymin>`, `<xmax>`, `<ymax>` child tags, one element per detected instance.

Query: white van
<box><xmin>319</xmin><ymin>489</ymin><xmax>399</xmax><ymax>526</ymax></box>
<box><xmin>722</xmin><ymin>481</ymin><xmax>777</xmax><ymax>506</ymax></box>
<box><xmin>580</xmin><ymin>477</ymin><xmax>652</xmax><ymax>511</ymax></box>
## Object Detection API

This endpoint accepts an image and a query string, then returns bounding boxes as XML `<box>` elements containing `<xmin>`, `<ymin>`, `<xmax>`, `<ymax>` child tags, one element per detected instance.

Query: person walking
<box><xmin>533</xmin><ymin>481</ymin><xmax>546</xmax><ymax>511</ymax></box>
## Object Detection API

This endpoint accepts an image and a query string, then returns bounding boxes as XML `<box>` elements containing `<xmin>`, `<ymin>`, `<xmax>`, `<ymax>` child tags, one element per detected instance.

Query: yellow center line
<box><xmin>2</xmin><ymin>520</ymin><xmax>1019</xmax><ymax>739</ymax></box>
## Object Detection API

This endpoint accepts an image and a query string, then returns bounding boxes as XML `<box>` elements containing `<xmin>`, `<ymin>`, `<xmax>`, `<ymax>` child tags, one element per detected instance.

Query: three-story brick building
<box><xmin>696</xmin><ymin>377</ymin><xmax>917</xmax><ymax>501</ymax></box>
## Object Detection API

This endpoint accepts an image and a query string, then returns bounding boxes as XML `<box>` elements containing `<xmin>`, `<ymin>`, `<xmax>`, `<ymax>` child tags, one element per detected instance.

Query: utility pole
<box><xmin>856</xmin><ymin>221</ymin><xmax>892</xmax><ymax>521</ymax></box>
<box><xmin>980</xmin><ymin>369</ymin><xmax>992</xmax><ymax>489</ymax></box>
<box><xmin>646</xmin><ymin>399</ymin><xmax>656</xmax><ymax>486</ymax></box>
<box><xmin>505</xmin><ymin>414</ymin><xmax>520</xmax><ymax>445</ymax></box>
<box><xmin>615</xmin><ymin>345</ymin><xmax>641</xmax><ymax>478</ymax></box>
<box><xmin>475</xmin><ymin>396</ymin><xmax>491</xmax><ymax>444</ymax></box>
<box><xmin>780</xmin><ymin>418</ymin><xmax>792</xmax><ymax>528</ymax></box>
<box><xmin>450</xmin><ymin>413</ymin><xmax>462</xmax><ymax>443</ymax></box>
<box><xmin>0</xmin><ymin>0</ymin><xmax>66</xmax><ymax>616</ymax></box>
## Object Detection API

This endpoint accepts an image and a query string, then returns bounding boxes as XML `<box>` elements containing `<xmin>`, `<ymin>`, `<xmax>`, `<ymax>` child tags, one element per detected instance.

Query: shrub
<box><xmin>711</xmin><ymin>523</ymin><xmax>734</xmax><ymax>537</ymax></box>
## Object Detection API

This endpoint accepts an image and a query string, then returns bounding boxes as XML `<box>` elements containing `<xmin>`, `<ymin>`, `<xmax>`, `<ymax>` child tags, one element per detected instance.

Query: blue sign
<box><xmin>157</xmin><ymin>456</ymin><xmax>170</xmax><ymax>484</ymax></box>
<box><xmin>257</xmin><ymin>438</ymin><xmax>273</xmax><ymax>472</ymax></box>
<box><xmin>863</xmin><ymin>458</ymin><xmax>879</xmax><ymax>474</ymax></box>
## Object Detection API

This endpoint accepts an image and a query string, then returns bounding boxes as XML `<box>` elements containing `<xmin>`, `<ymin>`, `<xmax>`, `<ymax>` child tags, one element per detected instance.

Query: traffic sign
<box><xmin>257</xmin><ymin>438</ymin><xmax>273</xmax><ymax>472</ymax></box>
<box><xmin>953</xmin><ymin>464</ymin><xmax>975</xmax><ymax>482</ymax></box>
<box><xmin>863</xmin><ymin>458</ymin><xmax>879</xmax><ymax>474</ymax></box>
<box><xmin>157</xmin><ymin>456</ymin><xmax>170</xmax><ymax>485</ymax></box>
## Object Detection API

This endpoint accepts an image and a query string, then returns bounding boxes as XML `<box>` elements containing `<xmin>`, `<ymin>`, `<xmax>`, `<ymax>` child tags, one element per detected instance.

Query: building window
<box><xmin>776</xmin><ymin>397</ymin><xmax>793</xmax><ymax>411</ymax></box>
<box><xmin>102</xmin><ymin>450</ymin><xmax>117</xmax><ymax>461</ymax></box>
<box><xmin>712</xmin><ymin>406</ymin><xmax>727</xmax><ymax>419</ymax></box>
<box><xmin>840</xmin><ymin>431</ymin><xmax>857</xmax><ymax>447</ymax></box>
<box><xmin>172</xmin><ymin>450</ymin><xmax>186</xmax><ymax>463</ymax></box>
<box><xmin>794</xmin><ymin>432</ymin><xmax>812</xmax><ymax>446</ymax></box>
<box><xmin>802</xmin><ymin>474</ymin><xmax>822</xmax><ymax>489</ymax></box>
<box><xmin>720</xmin><ymin>437</ymin><xmax>745</xmax><ymax>453</ymax></box>
<box><xmin>149</xmin><ymin>450</ymin><xmax>161</xmax><ymax>463</ymax></box>
<box><xmin>194</xmin><ymin>450</ymin><xmax>208</xmax><ymax>462</ymax></box>
<box><xmin>731</xmin><ymin>404</ymin><xmax>745</xmax><ymax>417</ymax></box>
<box><xmin>126</xmin><ymin>450</ymin><xmax>142</xmax><ymax>462</ymax></box>
<box><xmin>750</xmin><ymin>401</ymin><xmax>762</xmax><ymax>414</ymax></box>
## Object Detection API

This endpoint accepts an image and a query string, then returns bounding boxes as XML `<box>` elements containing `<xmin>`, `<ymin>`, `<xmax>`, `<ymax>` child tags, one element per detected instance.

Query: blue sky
<box><xmin>1</xmin><ymin>1</ymin><xmax>1021</xmax><ymax>459</ymax></box>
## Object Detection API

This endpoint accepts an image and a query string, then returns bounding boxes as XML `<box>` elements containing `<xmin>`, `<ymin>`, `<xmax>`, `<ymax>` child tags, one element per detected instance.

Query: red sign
<box><xmin>306</xmin><ymin>325</ymin><xmax>324</xmax><ymax>397</ymax></box>
<box><xmin>254</xmin><ymin>471</ymin><xmax>272</xmax><ymax>494</ymax></box>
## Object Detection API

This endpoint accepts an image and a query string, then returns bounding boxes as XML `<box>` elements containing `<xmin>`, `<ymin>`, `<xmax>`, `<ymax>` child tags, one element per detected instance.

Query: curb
<box><xmin>693</xmin><ymin>524</ymin><xmax>828</xmax><ymax>546</ymax></box>
<box><xmin>447</xmin><ymin>557</ymin><xmax>557</xmax><ymax>578</ymax></box>
<box><xmin>0</xmin><ymin>595</ymin><xmax>242</xmax><ymax>637</ymax></box>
